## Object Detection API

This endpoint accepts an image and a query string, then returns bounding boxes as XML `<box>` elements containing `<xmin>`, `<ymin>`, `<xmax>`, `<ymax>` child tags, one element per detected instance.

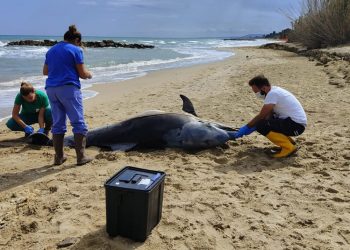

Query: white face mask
<box><xmin>255</xmin><ymin>91</ymin><xmax>265</xmax><ymax>100</ymax></box>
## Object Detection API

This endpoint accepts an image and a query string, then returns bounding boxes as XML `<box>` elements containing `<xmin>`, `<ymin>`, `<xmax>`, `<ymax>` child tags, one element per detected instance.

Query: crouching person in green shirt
<box><xmin>6</xmin><ymin>82</ymin><xmax>53</xmax><ymax>137</ymax></box>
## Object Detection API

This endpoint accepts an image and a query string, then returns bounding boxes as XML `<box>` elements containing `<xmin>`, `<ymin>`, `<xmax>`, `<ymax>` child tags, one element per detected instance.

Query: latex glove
<box><xmin>24</xmin><ymin>125</ymin><xmax>34</xmax><ymax>135</ymax></box>
<box><xmin>233</xmin><ymin>125</ymin><xmax>256</xmax><ymax>139</ymax></box>
<box><xmin>37</xmin><ymin>128</ymin><xmax>45</xmax><ymax>134</ymax></box>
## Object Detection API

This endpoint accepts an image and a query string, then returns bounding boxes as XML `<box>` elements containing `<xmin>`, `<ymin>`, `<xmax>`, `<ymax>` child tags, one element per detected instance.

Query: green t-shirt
<box><xmin>14</xmin><ymin>89</ymin><xmax>50</xmax><ymax>114</ymax></box>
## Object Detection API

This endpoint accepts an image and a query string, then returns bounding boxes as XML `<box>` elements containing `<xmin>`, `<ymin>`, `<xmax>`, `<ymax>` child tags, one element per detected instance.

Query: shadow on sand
<box><xmin>213</xmin><ymin>146</ymin><xmax>299</xmax><ymax>175</ymax></box>
<box><xmin>0</xmin><ymin>162</ymin><xmax>78</xmax><ymax>192</ymax></box>
<box><xmin>0</xmin><ymin>137</ymin><xmax>79</xmax><ymax>192</ymax></box>
<box><xmin>70</xmin><ymin>227</ymin><xmax>144</xmax><ymax>250</ymax></box>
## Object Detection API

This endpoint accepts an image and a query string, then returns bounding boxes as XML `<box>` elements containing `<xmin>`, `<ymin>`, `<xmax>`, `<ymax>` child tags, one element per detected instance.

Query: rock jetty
<box><xmin>6</xmin><ymin>40</ymin><xmax>154</xmax><ymax>49</ymax></box>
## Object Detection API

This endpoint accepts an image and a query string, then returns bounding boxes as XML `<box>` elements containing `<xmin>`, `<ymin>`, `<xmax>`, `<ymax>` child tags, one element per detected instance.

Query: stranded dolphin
<box><xmin>63</xmin><ymin>95</ymin><xmax>237</xmax><ymax>151</ymax></box>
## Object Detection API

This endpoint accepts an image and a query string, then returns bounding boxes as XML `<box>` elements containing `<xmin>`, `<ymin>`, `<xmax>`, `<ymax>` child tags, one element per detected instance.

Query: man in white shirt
<box><xmin>233</xmin><ymin>75</ymin><xmax>307</xmax><ymax>158</ymax></box>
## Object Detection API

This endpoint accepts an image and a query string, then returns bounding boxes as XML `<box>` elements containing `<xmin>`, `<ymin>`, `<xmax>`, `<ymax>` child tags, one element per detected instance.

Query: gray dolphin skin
<box><xmin>64</xmin><ymin>95</ymin><xmax>237</xmax><ymax>151</ymax></box>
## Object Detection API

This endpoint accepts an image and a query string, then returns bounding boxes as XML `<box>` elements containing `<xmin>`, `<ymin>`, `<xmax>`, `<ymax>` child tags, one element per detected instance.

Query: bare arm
<box><xmin>43</xmin><ymin>64</ymin><xmax>48</xmax><ymax>75</ymax></box>
<box><xmin>38</xmin><ymin>107</ymin><xmax>45</xmax><ymax>128</ymax></box>
<box><xmin>247</xmin><ymin>104</ymin><xmax>275</xmax><ymax>128</ymax></box>
<box><xmin>76</xmin><ymin>64</ymin><xmax>92</xmax><ymax>79</ymax></box>
<box><xmin>11</xmin><ymin>105</ymin><xmax>26</xmax><ymax>128</ymax></box>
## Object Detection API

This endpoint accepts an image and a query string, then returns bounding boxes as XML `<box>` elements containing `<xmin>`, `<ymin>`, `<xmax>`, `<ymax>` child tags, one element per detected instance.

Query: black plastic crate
<box><xmin>104</xmin><ymin>166</ymin><xmax>165</xmax><ymax>241</ymax></box>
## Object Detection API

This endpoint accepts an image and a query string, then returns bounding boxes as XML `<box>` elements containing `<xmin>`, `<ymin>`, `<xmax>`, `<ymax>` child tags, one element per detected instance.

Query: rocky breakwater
<box><xmin>262</xmin><ymin>43</ymin><xmax>350</xmax><ymax>88</ymax></box>
<box><xmin>6</xmin><ymin>39</ymin><xmax>154</xmax><ymax>49</ymax></box>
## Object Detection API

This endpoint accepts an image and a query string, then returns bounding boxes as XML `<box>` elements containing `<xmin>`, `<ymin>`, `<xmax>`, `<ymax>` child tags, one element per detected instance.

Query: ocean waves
<box><xmin>0</xmin><ymin>46</ymin><xmax>48</xmax><ymax>59</ymax></box>
<box><xmin>0</xmin><ymin>36</ymin><xmax>274</xmax><ymax>119</ymax></box>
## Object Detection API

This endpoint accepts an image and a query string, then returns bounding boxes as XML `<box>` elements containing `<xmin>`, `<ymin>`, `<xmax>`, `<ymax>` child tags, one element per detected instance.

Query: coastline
<box><xmin>0</xmin><ymin>47</ymin><xmax>234</xmax><ymax>123</ymax></box>
<box><xmin>1</xmin><ymin>46</ymin><xmax>349</xmax><ymax>249</ymax></box>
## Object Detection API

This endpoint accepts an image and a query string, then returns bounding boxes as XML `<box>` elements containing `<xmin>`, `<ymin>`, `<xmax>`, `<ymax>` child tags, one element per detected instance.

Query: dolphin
<box><xmin>63</xmin><ymin>95</ymin><xmax>237</xmax><ymax>151</ymax></box>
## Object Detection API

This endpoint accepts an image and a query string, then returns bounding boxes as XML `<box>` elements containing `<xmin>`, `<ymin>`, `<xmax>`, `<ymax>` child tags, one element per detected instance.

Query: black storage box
<box><xmin>104</xmin><ymin>166</ymin><xmax>165</xmax><ymax>241</ymax></box>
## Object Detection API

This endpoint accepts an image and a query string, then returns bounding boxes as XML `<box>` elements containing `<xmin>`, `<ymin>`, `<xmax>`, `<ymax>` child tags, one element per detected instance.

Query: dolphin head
<box><xmin>180</xmin><ymin>121</ymin><xmax>230</xmax><ymax>149</ymax></box>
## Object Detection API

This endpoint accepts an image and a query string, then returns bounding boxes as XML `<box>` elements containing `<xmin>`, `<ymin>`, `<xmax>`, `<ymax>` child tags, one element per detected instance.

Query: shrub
<box><xmin>289</xmin><ymin>0</ymin><xmax>350</xmax><ymax>48</ymax></box>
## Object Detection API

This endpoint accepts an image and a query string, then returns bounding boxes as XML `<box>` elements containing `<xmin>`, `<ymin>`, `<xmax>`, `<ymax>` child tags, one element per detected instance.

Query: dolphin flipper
<box><xmin>109</xmin><ymin>142</ymin><xmax>138</xmax><ymax>151</ymax></box>
<box><xmin>180</xmin><ymin>94</ymin><xmax>198</xmax><ymax>117</ymax></box>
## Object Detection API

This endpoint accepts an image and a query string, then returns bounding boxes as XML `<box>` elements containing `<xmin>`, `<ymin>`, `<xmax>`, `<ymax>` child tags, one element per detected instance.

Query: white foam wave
<box><xmin>0</xmin><ymin>115</ymin><xmax>11</xmax><ymax>123</ymax></box>
<box><xmin>0</xmin><ymin>41</ymin><xmax>7</xmax><ymax>47</ymax></box>
<box><xmin>140</xmin><ymin>40</ymin><xmax>154</xmax><ymax>44</ymax></box>
<box><xmin>91</xmin><ymin>57</ymin><xmax>185</xmax><ymax>73</ymax></box>
<box><xmin>0</xmin><ymin>75</ymin><xmax>46</xmax><ymax>90</ymax></box>
<box><xmin>0</xmin><ymin>46</ymin><xmax>48</xmax><ymax>59</ymax></box>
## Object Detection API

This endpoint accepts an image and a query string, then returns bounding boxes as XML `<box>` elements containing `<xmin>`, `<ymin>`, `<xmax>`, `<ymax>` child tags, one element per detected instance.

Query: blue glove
<box><xmin>24</xmin><ymin>125</ymin><xmax>34</xmax><ymax>135</ymax></box>
<box><xmin>37</xmin><ymin>128</ymin><xmax>45</xmax><ymax>134</ymax></box>
<box><xmin>233</xmin><ymin>125</ymin><xmax>256</xmax><ymax>139</ymax></box>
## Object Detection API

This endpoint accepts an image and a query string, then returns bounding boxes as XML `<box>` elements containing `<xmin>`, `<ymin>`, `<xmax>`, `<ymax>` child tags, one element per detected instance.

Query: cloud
<box><xmin>78</xmin><ymin>1</ymin><xmax>98</xmax><ymax>6</ymax></box>
<box><xmin>107</xmin><ymin>0</ymin><xmax>162</xmax><ymax>7</ymax></box>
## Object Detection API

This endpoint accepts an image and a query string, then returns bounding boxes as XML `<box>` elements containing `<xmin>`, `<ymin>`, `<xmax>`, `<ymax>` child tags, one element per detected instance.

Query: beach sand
<box><xmin>0</xmin><ymin>47</ymin><xmax>349</xmax><ymax>249</ymax></box>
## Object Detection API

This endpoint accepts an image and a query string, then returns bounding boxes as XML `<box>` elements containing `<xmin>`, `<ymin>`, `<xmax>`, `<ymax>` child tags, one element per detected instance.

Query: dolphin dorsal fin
<box><xmin>180</xmin><ymin>94</ymin><xmax>198</xmax><ymax>117</ymax></box>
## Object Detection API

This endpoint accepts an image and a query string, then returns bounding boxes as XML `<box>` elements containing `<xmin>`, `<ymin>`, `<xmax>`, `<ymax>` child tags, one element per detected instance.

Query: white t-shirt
<box><xmin>264</xmin><ymin>86</ymin><xmax>307</xmax><ymax>126</ymax></box>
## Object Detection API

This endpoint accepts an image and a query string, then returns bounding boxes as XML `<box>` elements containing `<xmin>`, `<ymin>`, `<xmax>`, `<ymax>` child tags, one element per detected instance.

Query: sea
<box><xmin>0</xmin><ymin>35</ymin><xmax>273</xmax><ymax>121</ymax></box>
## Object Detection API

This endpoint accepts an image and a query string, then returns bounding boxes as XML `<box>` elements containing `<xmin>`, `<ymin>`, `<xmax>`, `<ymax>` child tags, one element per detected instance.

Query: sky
<box><xmin>0</xmin><ymin>0</ymin><xmax>301</xmax><ymax>38</ymax></box>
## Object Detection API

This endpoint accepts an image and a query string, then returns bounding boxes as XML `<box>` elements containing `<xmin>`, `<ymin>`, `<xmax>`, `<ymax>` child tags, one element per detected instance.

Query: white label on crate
<box><xmin>115</xmin><ymin>182</ymin><xmax>120</xmax><ymax>185</ymax></box>
<box><xmin>138</xmin><ymin>178</ymin><xmax>151</xmax><ymax>186</ymax></box>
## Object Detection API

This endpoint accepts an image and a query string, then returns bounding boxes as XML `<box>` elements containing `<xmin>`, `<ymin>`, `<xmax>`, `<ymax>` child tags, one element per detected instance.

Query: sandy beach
<box><xmin>0</xmin><ymin>46</ymin><xmax>349</xmax><ymax>249</ymax></box>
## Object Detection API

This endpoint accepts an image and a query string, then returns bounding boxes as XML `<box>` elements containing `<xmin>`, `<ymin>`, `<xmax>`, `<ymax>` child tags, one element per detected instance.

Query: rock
<box><xmin>57</xmin><ymin>237</ymin><xmax>78</xmax><ymax>248</ymax></box>
<box><xmin>319</xmin><ymin>56</ymin><xmax>330</xmax><ymax>64</ymax></box>
<box><xmin>7</xmin><ymin>40</ymin><xmax>154</xmax><ymax>49</ymax></box>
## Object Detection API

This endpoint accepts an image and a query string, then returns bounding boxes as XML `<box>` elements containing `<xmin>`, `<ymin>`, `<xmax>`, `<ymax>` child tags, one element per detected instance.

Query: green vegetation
<box><xmin>265</xmin><ymin>29</ymin><xmax>291</xmax><ymax>40</ymax></box>
<box><xmin>289</xmin><ymin>0</ymin><xmax>350</xmax><ymax>49</ymax></box>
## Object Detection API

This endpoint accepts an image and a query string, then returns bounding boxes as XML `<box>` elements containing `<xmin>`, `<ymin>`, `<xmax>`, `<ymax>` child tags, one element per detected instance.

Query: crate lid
<box><xmin>105</xmin><ymin>166</ymin><xmax>165</xmax><ymax>191</ymax></box>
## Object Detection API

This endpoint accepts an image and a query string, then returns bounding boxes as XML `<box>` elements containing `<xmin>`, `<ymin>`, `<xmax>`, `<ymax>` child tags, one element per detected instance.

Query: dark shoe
<box><xmin>74</xmin><ymin>133</ymin><xmax>93</xmax><ymax>166</ymax></box>
<box><xmin>54</xmin><ymin>155</ymin><xmax>67</xmax><ymax>165</ymax></box>
<box><xmin>52</xmin><ymin>134</ymin><xmax>67</xmax><ymax>165</ymax></box>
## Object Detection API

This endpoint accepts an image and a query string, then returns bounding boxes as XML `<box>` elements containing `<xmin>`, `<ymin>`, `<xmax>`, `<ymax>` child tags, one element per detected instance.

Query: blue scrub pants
<box><xmin>46</xmin><ymin>85</ymin><xmax>88</xmax><ymax>135</ymax></box>
<box><xmin>6</xmin><ymin>108</ymin><xmax>53</xmax><ymax>131</ymax></box>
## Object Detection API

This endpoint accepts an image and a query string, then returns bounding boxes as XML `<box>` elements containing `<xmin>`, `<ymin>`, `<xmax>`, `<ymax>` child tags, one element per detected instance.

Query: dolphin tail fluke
<box><xmin>180</xmin><ymin>94</ymin><xmax>198</xmax><ymax>117</ymax></box>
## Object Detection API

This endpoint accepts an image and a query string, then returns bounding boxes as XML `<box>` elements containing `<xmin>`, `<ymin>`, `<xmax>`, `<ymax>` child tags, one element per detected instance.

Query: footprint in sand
<box><xmin>172</xmin><ymin>183</ymin><xmax>184</xmax><ymax>190</ymax></box>
<box><xmin>0</xmin><ymin>220</ymin><xmax>5</xmax><ymax>229</ymax></box>
<box><xmin>325</xmin><ymin>187</ymin><xmax>339</xmax><ymax>193</ymax></box>
<box><xmin>20</xmin><ymin>221</ymin><xmax>38</xmax><ymax>234</ymax></box>
<box><xmin>213</xmin><ymin>157</ymin><xmax>228</xmax><ymax>164</ymax></box>
<box><xmin>49</xmin><ymin>186</ymin><xmax>58</xmax><ymax>193</ymax></box>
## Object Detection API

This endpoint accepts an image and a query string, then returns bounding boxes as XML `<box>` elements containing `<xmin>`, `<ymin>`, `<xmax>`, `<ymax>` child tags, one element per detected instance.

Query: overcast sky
<box><xmin>0</xmin><ymin>0</ymin><xmax>301</xmax><ymax>38</ymax></box>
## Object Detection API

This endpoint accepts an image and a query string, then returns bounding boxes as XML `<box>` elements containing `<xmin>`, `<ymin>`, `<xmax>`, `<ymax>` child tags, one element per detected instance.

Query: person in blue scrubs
<box><xmin>43</xmin><ymin>25</ymin><xmax>93</xmax><ymax>166</ymax></box>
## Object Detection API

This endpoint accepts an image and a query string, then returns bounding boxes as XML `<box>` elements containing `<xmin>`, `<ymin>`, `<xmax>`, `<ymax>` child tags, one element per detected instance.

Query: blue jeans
<box><xmin>6</xmin><ymin>108</ymin><xmax>53</xmax><ymax>131</ymax></box>
<box><xmin>46</xmin><ymin>85</ymin><xmax>88</xmax><ymax>135</ymax></box>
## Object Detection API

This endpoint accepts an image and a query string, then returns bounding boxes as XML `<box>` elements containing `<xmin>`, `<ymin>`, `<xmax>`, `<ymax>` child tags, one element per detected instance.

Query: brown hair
<box><xmin>64</xmin><ymin>25</ymin><xmax>82</xmax><ymax>43</ymax></box>
<box><xmin>248</xmin><ymin>75</ymin><xmax>271</xmax><ymax>88</ymax></box>
<box><xmin>20</xmin><ymin>82</ymin><xmax>34</xmax><ymax>96</ymax></box>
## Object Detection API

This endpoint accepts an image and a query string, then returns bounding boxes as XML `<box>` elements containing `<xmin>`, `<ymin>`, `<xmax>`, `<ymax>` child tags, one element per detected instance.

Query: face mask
<box><xmin>255</xmin><ymin>91</ymin><xmax>266</xmax><ymax>100</ymax></box>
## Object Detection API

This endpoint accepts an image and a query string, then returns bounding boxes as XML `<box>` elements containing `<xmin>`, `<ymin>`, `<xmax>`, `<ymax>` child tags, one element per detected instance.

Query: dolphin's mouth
<box><xmin>217</xmin><ymin>131</ymin><xmax>231</xmax><ymax>142</ymax></box>
<box><xmin>226</xmin><ymin>131</ymin><xmax>236</xmax><ymax>140</ymax></box>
